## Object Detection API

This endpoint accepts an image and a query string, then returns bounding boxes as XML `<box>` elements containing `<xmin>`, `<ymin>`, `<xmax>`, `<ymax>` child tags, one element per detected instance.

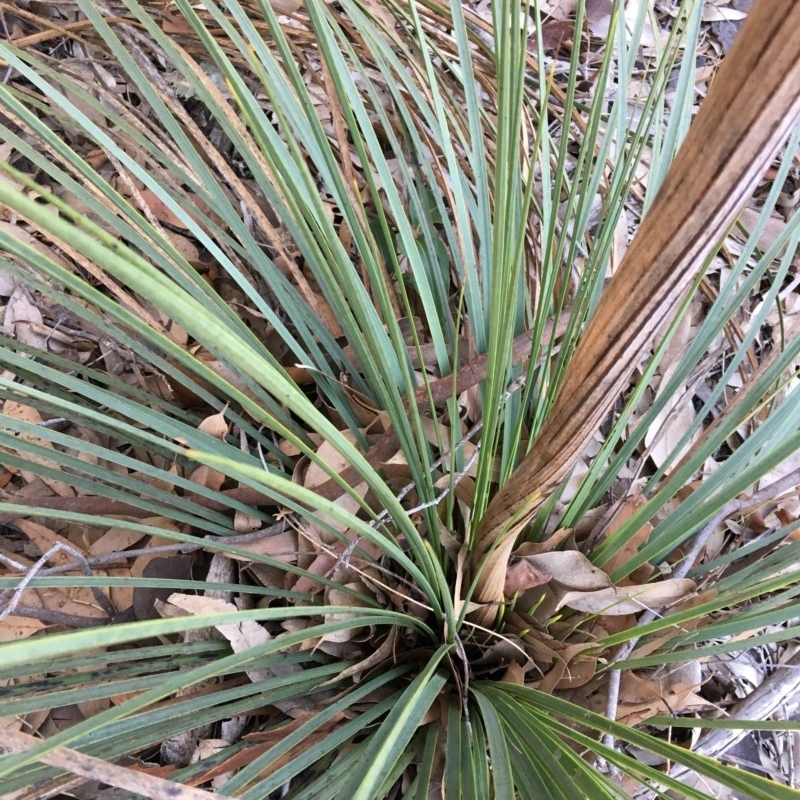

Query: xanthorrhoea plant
<box><xmin>469</xmin><ymin>0</ymin><xmax>800</xmax><ymax>618</ymax></box>
<box><xmin>0</xmin><ymin>0</ymin><xmax>799</xmax><ymax>797</ymax></box>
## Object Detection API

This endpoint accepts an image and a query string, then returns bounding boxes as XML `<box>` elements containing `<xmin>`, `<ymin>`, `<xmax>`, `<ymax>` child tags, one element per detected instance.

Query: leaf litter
<box><xmin>0</xmin><ymin>0</ymin><xmax>798</xmax><ymax>797</ymax></box>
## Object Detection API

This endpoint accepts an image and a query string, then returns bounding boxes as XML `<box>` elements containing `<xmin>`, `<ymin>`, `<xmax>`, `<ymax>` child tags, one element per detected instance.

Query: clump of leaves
<box><xmin>1</xmin><ymin>0</ymin><xmax>800</xmax><ymax>797</ymax></box>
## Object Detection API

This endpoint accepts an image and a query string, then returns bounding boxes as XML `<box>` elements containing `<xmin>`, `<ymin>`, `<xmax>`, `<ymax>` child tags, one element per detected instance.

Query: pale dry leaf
<box><xmin>667</xmin><ymin>773</ymin><xmax>736</xmax><ymax>800</ymax></box>
<box><xmin>624</xmin><ymin>0</ymin><xmax>659</xmax><ymax>49</ymax></box>
<box><xmin>537</xmin><ymin>0</ymin><xmax>578</xmax><ymax>20</ymax></box>
<box><xmin>192</xmin><ymin>738</ymin><xmax>227</xmax><ymax>764</ymax></box>
<box><xmin>518</xmin><ymin>551</ymin><xmax>611</xmax><ymax>591</ymax></box>
<box><xmin>608</xmin><ymin>208</ymin><xmax>630</xmax><ymax>276</ymax></box>
<box><xmin>0</xmin><ymin>716</ymin><xmax>24</xmax><ymax>733</ymax></box>
<box><xmin>0</xmin><ymin>220</ymin><xmax>71</xmax><ymax>268</ymax></box>
<box><xmin>644</xmin><ymin>362</ymin><xmax>701</xmax><ymax>470</ymax></box>
<box><xmin>197</xmin><ymin>409</ymin><xmax>229</xmax><ymax>439</ymax></box>
<box><xmin>658</xmin><ymin>301</ymin><xmax>694</xmax><ymax>374</ymax></box>
<box><xmin>585</xmin><ymin>0</ymin><xmax>613</xmax><ymax>34</ymax></box>
<box><xmin>559</xmin><ymin>457</ymin><xmax>589</xmax><ymax>504</ymax></box>
<box><xmin>756</xmin><ymin>450</ymin><xmax>800</xmax><ymax>523</ymax></box>
<box><xmin>0</xmin><ymin>265</ymin><xmax>15</xmax><ymax>296</ymax></box>
<box><xmin>702</xmin><ymin>5</ymin><xmax>748</xmax><ymax>22</ymax></box>
<box><xmin>166</xmin><ymin>593</ymin><xmax>300</xmax><ymax>682</ymax></box>
<box><xmin>558</xmin><ymin>578</ymin><xmax>696</xmax><ymax>615</ymax></box>
<box><xmin>203</xmin><ymin>552</ymin><xmax>236</xmax><ymax>602</ymax></box>
<box><xmin>322</xmin><ymin>583</ymin><xmax>371</xmax><ymax>644</ymax></box>
<box><xmin>735</xmin><ymin>206</ymin><xmax>792</xmax><ymax>255</ymax></box>
<box><xmin>645</xmin><ymin>397</ymin><xmax>699</xmax><ymax>469</ymax></box>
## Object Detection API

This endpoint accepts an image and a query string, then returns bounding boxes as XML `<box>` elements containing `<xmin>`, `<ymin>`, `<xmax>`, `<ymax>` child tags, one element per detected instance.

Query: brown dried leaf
<box><xmin>301</xmin><ymin>432</ymin><xmax>372</xmax><ymax>552</ymax></box>
<box><xmin>233</xmin><ymin>508</ymin><xmax>262</xmax><ymax>534</ymax></box>
<box><xmin>615</xmin><ymin>673</ymin><xmax>707</xmax><ymax>726</ymax></box>
<box><xmin>514</xmin><ymin>528</ymin><xmax>574</xmax><ymax>557</ymax></box>
<box><xmin>2</xmin><ymin>403</ymin><xmax>75</xmax><ymax>496</ymax></box>
<box><xmin>512</xmin><ymin>551</ymin><xmax>611</xmax><ymax>596</ymax></box>
<box><xmin>106</xmin><ymin>566</ymin><xmax>134</xmax><ymax>612</ymax></box>
<box><xmin>291</xmin><ymin>552</ymin><xmax>337</xmax><ymax>595</ymax></box>
<box><xmin>164</xmin><ymin>228</ymin><xmax>199</xmax><ymax>262</ymax></box>
<box><xmin>504</xmin><ymin>558</ymin><xmax>550</xmax><ymax>596</ymax></box>
<box><xmin>87</xmin><ymin>525</ymin><xmax>146</xmax><ymax>557</ymax></box>
<box><xmin>188</xmin><ymin>464</ymin><xmax>226</xmax><ymax>491</ymax></box>
<box><xmin>0</xmin><ymin>616</ymin><xmax>46</xmax><ymax>641</ymax></box>
<box><xmin>627</xmin><ymin>589</ymin><xmax>717</xmax><ymax>660</ymax></box>
<box><xmin>12</xmin><ymin>519</ymin><xmax>78</xmax><ymax>566</ymax></box>
<box><xmin>598</xmin><ymin>496</ymin><xmax>655</xmax><ymax>582</ymax></box>
<box><xmin>502</xmin><ymin>662</ymin><xmax>526</xmax><ymax>685</ymax></box>
<box><xmin>551</xmin><ymin>658</ymin><xmax>596</xmax><ymax>691</ymax></box>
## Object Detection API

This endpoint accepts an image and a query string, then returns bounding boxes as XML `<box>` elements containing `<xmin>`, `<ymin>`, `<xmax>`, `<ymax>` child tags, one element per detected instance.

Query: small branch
<box><xmin>0</xmin><ymin>729</ymin><xmax>230</xmax><ymax>800</ymax></box>
<box><xmin>0</xmin><ymin>542</ymin><xmax>116</xmax><ymax>622</ymax></box>
<box><xmin>2</xmin><ymin>604</ymin><xmax>109</xmax><ymax>628</ymax></box>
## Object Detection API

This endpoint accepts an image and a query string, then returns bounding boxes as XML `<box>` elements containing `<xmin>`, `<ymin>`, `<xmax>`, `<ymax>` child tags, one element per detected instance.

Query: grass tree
<box><xmin>0</xmin><ymin>0</ymin><xmax>800</xmax><ymax>797</ymax></box>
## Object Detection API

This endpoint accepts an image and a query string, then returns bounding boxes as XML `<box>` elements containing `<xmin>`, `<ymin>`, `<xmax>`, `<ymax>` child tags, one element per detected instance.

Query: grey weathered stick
<box><xmin>664</xmin><ymin>649</ymin><xmax>800</xmax><ymax>785</ymax></box>
<box><xmin>0</xmin><ymin>729</ymin><xmax>232</xmax><ymax>800</ymax></box>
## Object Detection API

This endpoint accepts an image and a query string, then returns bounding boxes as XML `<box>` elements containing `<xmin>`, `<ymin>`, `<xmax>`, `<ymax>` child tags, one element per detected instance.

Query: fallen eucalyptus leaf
<box><xmin>557</xmin><ymin>578</ymin><xmax>696</xmax><ymax>615</ymax></box>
